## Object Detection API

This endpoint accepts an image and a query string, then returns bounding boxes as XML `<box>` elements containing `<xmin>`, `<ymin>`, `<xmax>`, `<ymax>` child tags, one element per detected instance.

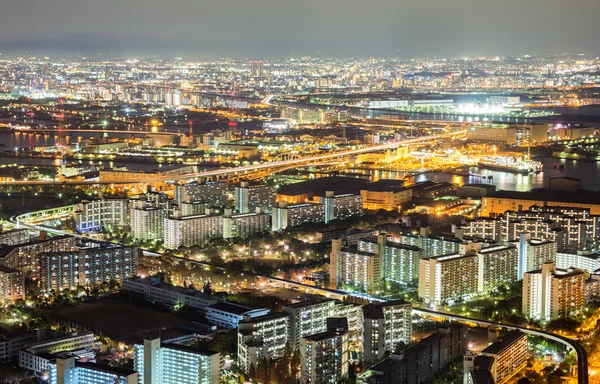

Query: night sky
<box><xmin>0</xmin><ymin>0</ymin><xmax>599</xmax><ymax>58</ymax></box>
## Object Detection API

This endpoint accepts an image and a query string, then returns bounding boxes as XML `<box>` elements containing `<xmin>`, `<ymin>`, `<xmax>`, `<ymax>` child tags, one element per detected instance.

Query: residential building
<box><xmin>175</xmin><ymin>181</ymin><xmax>229</xmax><ymax>206</ymax></box>
<box><xmin>237</xmin><ymin>312</ymin><xmax>292</xmax><ymax>374</ymax></box>
<box><xmin>235</xmin><ymin>181</ymin><xmax>276</xmax><ymax>213</ymax></box>
<box><xmin>522</xmin><ymin>262</ymin><xmax>585</xmax><ymax>321</ymax></box>
<box><xmin>0</xmin><ymin>329</ymin><xmax>64</xmax><ymax>361</ymax></box>
<box><xmin>0</xmin><ymin>236</ymin><xmax>77</xmax><ymax>279</ymax></box>
<box><xmin>471</xmin><ymin>331</ymin><xmax>528</xmax><ymax>384</ymax></box>
<box><xmin>40</xmin><ymin>246</ymin><xmax>137</xmax><ymax>290</ymax></box>
<box><xmin>133</xmin><ymin>337</ymin><xmax>221</xmax><ymax>384</ymax></box>
<box><xmin>419</xmin><ymin>243</ymin><xmax>518</xmax><ymax>305</ymax></box>
<box><xmin>300</xmin><ymin>318</ymin><xmax>349</xmax><ymax>384</ymax></box>
<box><xmin>362</xmin><ymin>301</ymin><xmax>412</xmax><ymax>364</ymax></box>
<box><xmin>163</xmin><ymin>209</ymin><xmax>223</xmax><ymax>249</ymax></box>
<box><xmin>316</xmin><ymin>191</ymin><xmax>363</xmax><ymax>224</ymax></box>
<box><xmin>0</xmin><ymin>266</ymin><xmax>24</xmax><ymax>303</ymax></box>
<box><xmin>73</xmin><ymin>198</ymin><xmax>129</xmax><ymax>233</ymax></box>
<box><xmin>282</xmin><ymin>298</ymin><xmax>340</xmax><ymax>348</ymax></box>
<box><xmin>272</xmin><ymin>202</ymin><xmax>325</xmax><ymax>231</ymax></box>
<box><xmin>130</xmin><ymin>200</ymin><xmax>164</xmax><ymax>241</ymax></box>
<box><xmin>48</xmin><ymin>357</ymin><xmax>138</xmax><ymax>384</ymax></box>
<box><xmin>222</xmin><ymin>208</ymin><xmax>270</xmax><ymax>239</ymax></box>
<box><xmin>205</xmin><ymin>302</ymin><xmax>270</xmax><ymax>329</ymax></box>
<box><xmin>515</xmin><ymin>235</ymin><xmax>556</xmax><ymax>279</ymax></box>
<box><xmin>358</xmin><ymin>325</ymin><xmax>467</xmax><ymax>384</ymax></box>
<box><xmin>122</xmin><ymin>276</ymin><xmax>220</xmax><ymax>310</ymax></box>
<box><xmin>0</xmin><ymin>228</ymin><xmax>30</xmax><ymax>246</ymax></box>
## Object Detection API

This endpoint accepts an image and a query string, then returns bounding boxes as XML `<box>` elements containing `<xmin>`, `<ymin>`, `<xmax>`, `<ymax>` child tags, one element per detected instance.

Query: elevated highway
<box><xmin>0</xmin><ymin>130</ymin><xmax>465</xmax><ymax>186</ymax></box>
<box><xmin>414</xmin><ymin>308</ymin><xmax>588</xmax><ymax>384</ymax></box>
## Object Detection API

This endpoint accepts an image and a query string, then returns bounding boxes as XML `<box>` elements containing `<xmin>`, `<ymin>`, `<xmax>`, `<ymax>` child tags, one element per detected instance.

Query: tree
<box><xmin>248</xmin><ymin>363</ymin><xmax>256</xmax><ymax>382</ymax></box>
<box><xmin>290</xmin><ymin>348</ymin><xmax>301</xmax><ymax>378</ymax></box>
<box><xmin>203</xmin><ymin>281</ymin><xmax>214</xmax><ymax>295</ymax></box>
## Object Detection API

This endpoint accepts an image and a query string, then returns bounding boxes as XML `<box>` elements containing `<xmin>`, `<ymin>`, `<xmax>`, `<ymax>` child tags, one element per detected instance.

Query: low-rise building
<box><xmin>122</xmin><ymin>276</ymin><xmax>220</xmax><ymax>310</ymax></box>
<box><xmin>205</xmin><ymin>302</ymin><xmax>270</xmax><ymax>329</ymax></box>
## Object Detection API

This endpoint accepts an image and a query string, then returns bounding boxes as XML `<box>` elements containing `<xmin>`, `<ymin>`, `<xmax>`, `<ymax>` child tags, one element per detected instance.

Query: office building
<box><xmin>130</xmin><ymin>200</ymin><xmax>164</xmax><ymax>241</ymax></box>
<box><xmin>300</xmin><ymin>318</ymin><xmax>349</xmax><ymax>384</ymax></box>
<box><xmin>123</xmin><ymin>276</ymin><xmax>220</xmax><ymax>310</ymax></box>
<box><xmin>222</xmin><ymin>208</ymin><xmax>270</xmax><ymax>239</ymax></box>
<box><xmin>40</xmin><ymin>246</ymin><xmax>137</xmax><ymax>291</ymax></box>
<box><xmin>271</xmin><ymin>202</ymin><xmax>325</xmax><ymax>231</ymax></box>
<box><xmin>235</xmin><ymin>181</ymin><xmax>276</xmax><ymax>214</ymax></box>
<box><xmin>522</xmin><ymin>262</ymin><xmax>585</xmax><ymax>321</ymax></box>
<box><xmin>48</xmin><ymin>357</ymin><xmax>138</xmax><ymax>384</ymax></box>
<box><xmin>0</xmin><ymin>266</ymin><xmax>24</xmax><ymax>303</ymax></box>
<box><xmin>74</xmin><ymin>198</ymin><xmax>129</xmax><ymax>233</ymax></box>
<box><xmin>163</xmin><ymin>210</ymin><xmax>223</xmax><ymax>249</ymax></box>
<box><xmin>205</xmin><ymin>302</ymin><xmax>270</xmax><ymax>328</ymax></box>
<box><xmin>316</xmin><ymin>191</ymin><xmax>363</xmax><ymax>224</ymax></box>
<box><xmin>360</xmin><ymin>180</ymin><xmax>412</xmax><ymax>211</ymax></box>
<box><xmin>133</xmin><ymin>337</ymin><xmax>221</xmax><ymax>384</ymax></box>
<box><xmin>237</xmin><ymin>312</ymin><xmax>292</xmax><ymax>374</ymax></box>
<box><xmin>362</xmin><ymin>301</ymin><xmax>412</xmax><ymax>364</ymax></box>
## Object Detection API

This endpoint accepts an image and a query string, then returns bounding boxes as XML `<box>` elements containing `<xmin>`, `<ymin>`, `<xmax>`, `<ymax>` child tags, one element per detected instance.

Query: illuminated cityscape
<box><xmin>0</xmin><ymin>1</ymin><xmax>599</xmax><ymax>383</ymax></box>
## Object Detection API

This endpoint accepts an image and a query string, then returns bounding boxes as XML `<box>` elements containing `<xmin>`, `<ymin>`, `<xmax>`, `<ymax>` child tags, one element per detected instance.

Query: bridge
<box><xmin>414</xmin><ymin>308</ymin><xmax>589</xmax><ymax>384</ymax></box>
<box><xmin>0</xmin><ymin>130</ymin><xmax>464</xmax><ymax>186</ymax></box>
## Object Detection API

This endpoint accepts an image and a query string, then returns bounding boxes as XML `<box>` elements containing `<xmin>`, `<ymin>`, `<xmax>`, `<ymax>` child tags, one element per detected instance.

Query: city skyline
<box><xmin>0</xmin><ymin>0</ymin><xmax>599</xmax><ymax>58</ymax></box>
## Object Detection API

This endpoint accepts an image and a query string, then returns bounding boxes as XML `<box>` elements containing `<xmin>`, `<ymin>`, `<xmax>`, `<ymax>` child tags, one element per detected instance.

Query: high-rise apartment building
<box><xmin>0</xmin><ymin>236</ymin><xmax>77</xmax><ymax>279</ymax></box>
<box><xmin>515</xmin><ymin>235</ymin><xmax>556</xmax><ymax>279</ymax></box>
<box><xmin>163</xmin><ymin>210</ymin><xmax>223</xmax><ymax>249</ymax></box>
<box><xmin>271</xmin><ymin>202</ymin><xmax>325</xmax><ymax>231</ymax></box>
<box><xmin>133</xmin><ymin>337</ymin><xmax>221</xmax><ymax>384</ymax></box>
<box><xmin>175</xmin><ymin>181</ymin><xmax>229</xmax><ymax>206</ymax></box>
<box><xmin>237</xmin><ymin>312</ymin><xmax>292</xmax><ymax>374</ymax></box>
<box><xmin>40</xmin><ymin>246</ymin><xmax>137</xmax><ymax>291</ymax></box>
<box><xmin>419</xmin><ymin>243</ymin><xmax>518</xmax><ymax>305</ymax></box>
<box><xmin>282</xmin><ymin>298</ymin><xmax>340</xmax><ymax>349</ymax></box>
<box><xmin>300</xmin><ymin>318</ymin><xmax>349</xmax><ymax>384</ymax></box>
<box><xmin>0</xmin><ymin>266</ymin><xmax>24</xmax><ymax>303</ymax></box>
<box><xmin>74</xmin><ymin>198</ymin><xmax>129</xmax><ymax>233</ymax></box>
<box><xmin>522</xmin><ymin>262</ymin><xmax>585</xmax><ymax>321</ymax></box>
<box><xmin>316</xmin><ymin>191</ymin><xmax>363</xmax><ymax>224</ymax></box>
<box><xmin>48</xmin><ymin>357</ymin><xmax>138</xmax><ymax>384</ymax></box>
<box><xmin>222</xmin><ymin>208</ymin><xmax>270</xmax><ymax>239</ymax></box>
<box><xmin>362</xmin><ymin>301</ymin><xmax>412</xmax><ymax>364</ymax></box>
<box><xmin>234</xmin><ymin>181</ymin><xmax>276</xmax><ymax>214</ymax></box>
<box><xmin>130</xmin><ymin>200</ymin><xmax>164</xmax><ymax>241</ymax></box>
<box><xmin>469</xmin><ymin>331</ymin><xmax>528</xmax><ymax>384</ymax></box>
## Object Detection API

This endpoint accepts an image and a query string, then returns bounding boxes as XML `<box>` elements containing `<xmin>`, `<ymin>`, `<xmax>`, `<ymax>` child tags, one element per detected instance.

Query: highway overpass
<box><xmin>414</xmin><ymin>308</ymin><xmax>589</xmax><ymax>384</ymax></box>
<box><xmin>0</xmin><ymin>130</ymin><xmax>465</xmax><ymax>186</ymax></box>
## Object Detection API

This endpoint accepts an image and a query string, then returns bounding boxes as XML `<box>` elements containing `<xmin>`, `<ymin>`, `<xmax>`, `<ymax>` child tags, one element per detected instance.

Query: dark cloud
<box><xmin>0</xmin><ymin>0</ymin><xmax>598</xmax><ymax>57</ymax></box>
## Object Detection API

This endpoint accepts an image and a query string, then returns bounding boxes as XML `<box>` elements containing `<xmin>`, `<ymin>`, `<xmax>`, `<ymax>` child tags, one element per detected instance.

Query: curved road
<box><xmin>414</xmin><ymin>308</ymin><xmax>588</xmax><ymax>384</ymax></box>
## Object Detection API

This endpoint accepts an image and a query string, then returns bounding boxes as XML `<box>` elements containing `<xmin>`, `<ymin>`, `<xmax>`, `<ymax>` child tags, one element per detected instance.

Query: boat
<box><xmin>477</xmin><ymin>156</ymin><xmax>542</xmax><ymax>175</ymax></box>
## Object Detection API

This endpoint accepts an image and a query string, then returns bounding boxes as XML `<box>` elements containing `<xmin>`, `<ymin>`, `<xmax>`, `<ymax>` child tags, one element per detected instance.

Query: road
<box><xmin>0</xmin><ymin>130</ymin><xmax>465</xmax><ymax>185</ymax></box>
<box><xmin>414</xmin><ymin>308</ymin><xmax>589</xmax><ymax>384</ymax></box>
<box><xmin>11</xmin><ymin>207</ymin><xmax>589</xmax><ymax>383</ymax></box>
